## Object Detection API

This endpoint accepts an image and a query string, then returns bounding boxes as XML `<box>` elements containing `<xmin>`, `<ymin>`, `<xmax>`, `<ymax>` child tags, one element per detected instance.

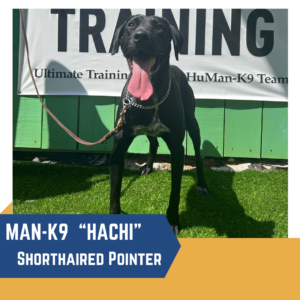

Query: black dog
<box><xmin>110</xmin><ymin>15</ymin><xmax>209</xmax><ymax>234</ymax></box>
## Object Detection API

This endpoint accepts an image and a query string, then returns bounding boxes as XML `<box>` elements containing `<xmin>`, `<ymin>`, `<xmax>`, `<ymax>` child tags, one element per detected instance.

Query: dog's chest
<box><xmin>132</xmin><ymin>111</ymin><xmax>169</xmax><ymax>137</ymax></box>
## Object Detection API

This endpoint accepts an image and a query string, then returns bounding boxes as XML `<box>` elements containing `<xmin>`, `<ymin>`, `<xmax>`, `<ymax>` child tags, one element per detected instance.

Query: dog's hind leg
<box><xmin>186</xmin><ymin>117</ymin><xmax>209</xmax><ymax>196</ymax></box>
<box><xmin>139</xmin><ymin>136</ymin><xmax>159</xmax><ymax>175</ymax></box>
<box><xmin>110</xmin><ymin>136</ymin><xmax>134</xmax><ymax>214</ymax></box>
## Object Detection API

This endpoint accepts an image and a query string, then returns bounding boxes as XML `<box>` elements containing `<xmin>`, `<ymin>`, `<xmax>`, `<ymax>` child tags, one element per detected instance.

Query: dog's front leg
<box><xmin>166</xmin><ymin>143</ymin><xmax>185</xmax><ymax>235</ymax></box>
<box><xmin>109</xmin><ymin>136</ymin><xmax>134</xmax><ymax>214</ymax></box>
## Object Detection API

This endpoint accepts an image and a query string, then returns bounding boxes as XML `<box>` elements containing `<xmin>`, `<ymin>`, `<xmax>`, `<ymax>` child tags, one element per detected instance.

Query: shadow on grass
<box><xmin>180</xmin><ymin>170</ymin><xmax>275</xmax><ymax>237</ymax></box>
<box><xmin>13</xmin><ymin>155</ymin><xmax>276</xmax><ymax>237</ymax></box>
<box><xmin>13</xmin><ymin>161</ymin><xmax>140</xmax><ymax>206</ymax></box>
<box><xmin>120</xmin><ymin>173</ymin><xmax>140</xmax><ymax>198</ymax></box>
<box><xmin>179</xmin><ymin>141</ymin><xmax>275</xmax><ymax>238</ymax></box>
<box><xmin>13</xmin><ymin>162</ymin><xmax>110</xmax><ymax>202</ymax></box>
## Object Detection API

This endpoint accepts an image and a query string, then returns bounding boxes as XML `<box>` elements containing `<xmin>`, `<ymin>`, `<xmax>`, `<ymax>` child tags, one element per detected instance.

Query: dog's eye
<box><xmin>128</xmin><ymin>22</ymin><xmax>135</xmax><ymax>29</ymax></box>
<box><xmin>156</xmin><ymin>25</ymin><xmax>164</xmax><ymax>32</ymax></box>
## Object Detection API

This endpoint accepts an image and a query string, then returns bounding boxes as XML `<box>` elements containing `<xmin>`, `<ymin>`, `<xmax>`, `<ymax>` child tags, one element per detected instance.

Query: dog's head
<box><xmin>111</xmin><ymin>15</ymin><xmax>184</xmax><ymax>100</ymax></box>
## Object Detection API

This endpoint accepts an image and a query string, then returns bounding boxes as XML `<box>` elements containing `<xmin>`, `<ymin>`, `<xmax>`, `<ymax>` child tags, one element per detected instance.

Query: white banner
<box><xmin>18</xmin><ymin>9</ymin><xmax>288</xmax><ymax>101</ymax></box>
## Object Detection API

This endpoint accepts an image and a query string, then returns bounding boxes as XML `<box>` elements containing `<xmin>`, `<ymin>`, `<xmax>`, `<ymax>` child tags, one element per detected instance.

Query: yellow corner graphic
<box><xmin>1</xmin><ymin>203</ymin><xmax>12</xmax><ymax>214</ymax></box>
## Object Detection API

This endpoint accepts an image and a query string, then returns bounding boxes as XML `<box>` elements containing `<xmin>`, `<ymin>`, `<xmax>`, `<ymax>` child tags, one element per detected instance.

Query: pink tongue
<box><xmin>128</xmin><ymin>56</ymin><xmax>153</xmax><ymax>101</ymax></box>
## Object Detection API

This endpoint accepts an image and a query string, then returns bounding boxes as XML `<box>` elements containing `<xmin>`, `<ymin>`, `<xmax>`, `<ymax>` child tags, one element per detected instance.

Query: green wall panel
<box><xmin>13</xmin><ymin>97</ymin><xmax>43</xmax><ymax>148</ymax></box>
<box><xmin>262</xmin><ymin>102</ymin><xmax>288</xmax><ymax>159</ymax></box>
<box><xmin>187</xmin><ymin>100</ymin><xmax>224</xmax><ymax>157</ymax></box>
<box><xmin>42</xmin><ymin>96</ymin><xmax>78</xmax><ymax>150</ymax></box>
<box><xmin>127</xmin><ymin>136</ymin><xmax>186</xmax><ymax>155</ymax></box>
<box><xmin>224</xmin><ymin>100</ymin><xmax>262</xmax><ymax>158</ymax></box>
<box><xmin>157</xmin><ymin>136</ymin><xmax>186</xmax><ymax>155</ymax></box>
<box><xmin>128</xmin><ymin>136</ymin><xmax>150</xmax><ymax>154</ymax></box>
<box><xmin>13</xmin><ymin>10</ymin><xmax>43</xmax><ymax>149</ymax></box>
<box><xmin>115</xmin><ymin>97</ymin><xmax>120</xmax><ymax>121</ymax></box>
<box><xmin>78</xmin><ymin>96</ymin><xmax>115</xmax><ymax>152</ymax></box>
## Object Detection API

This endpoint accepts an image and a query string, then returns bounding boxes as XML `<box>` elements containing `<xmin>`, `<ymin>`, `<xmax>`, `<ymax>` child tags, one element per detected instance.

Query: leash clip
<box><xmin>123</xmin><ymin>93</ymin><xmax>133</xmax><ymax>107</ymax></box>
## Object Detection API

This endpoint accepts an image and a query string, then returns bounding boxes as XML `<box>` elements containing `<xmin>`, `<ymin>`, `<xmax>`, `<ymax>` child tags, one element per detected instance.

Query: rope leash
<box><xmin>19</xmin><ymin>9</ymin><xmax>124</xmax><ymax>146</ymax></box>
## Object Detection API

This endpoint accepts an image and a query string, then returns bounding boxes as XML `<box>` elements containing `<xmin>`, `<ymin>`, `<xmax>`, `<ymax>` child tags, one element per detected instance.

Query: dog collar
<box><xmin>123</xmin><ymin>75</ymin><xmax>171</xmax><ymax>110</ymax></box>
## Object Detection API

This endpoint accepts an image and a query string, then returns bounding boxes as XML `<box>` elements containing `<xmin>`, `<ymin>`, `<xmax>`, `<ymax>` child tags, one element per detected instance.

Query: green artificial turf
<box><xmin>13</xmin><ymin>161</ymin><xmax>288</xmax><ymax>238</ymax></box>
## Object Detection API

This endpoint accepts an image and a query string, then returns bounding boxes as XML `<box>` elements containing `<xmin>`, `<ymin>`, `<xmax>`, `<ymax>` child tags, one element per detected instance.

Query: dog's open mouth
<box><xmin>127</xmin><ymin>51</ymin><xmax>159</xmax><ymax>101</ymax></box>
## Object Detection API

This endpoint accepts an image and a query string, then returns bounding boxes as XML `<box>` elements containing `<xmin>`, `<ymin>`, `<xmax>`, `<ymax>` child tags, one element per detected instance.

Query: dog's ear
<box><xmin>111</xmin><ymin>21</ymin><xmax>127</xmax><ymax>55</ymax></box>
<box><xmin>169</xmin><ymin>25</ymin><xmax>184</xmax><ymax>61</ymax></box>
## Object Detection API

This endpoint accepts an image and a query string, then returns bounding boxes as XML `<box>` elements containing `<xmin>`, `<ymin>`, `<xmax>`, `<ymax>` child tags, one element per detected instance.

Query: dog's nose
<box><xmin>134</xmin><ymin>31</ymin><xmax>149</xmax><ymax>42</ymax></box>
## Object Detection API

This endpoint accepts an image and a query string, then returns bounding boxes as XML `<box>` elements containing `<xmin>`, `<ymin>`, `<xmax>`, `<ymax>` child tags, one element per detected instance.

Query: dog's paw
<box><xmin>197</xmin><ymin>186</ymin><xmax>210</xmax><ymax>196</ymax></box>
<box><xmin>170</xmin><ymin>224</ymin><xmax>180</xmax><ymax>235</ymax></box>
<box><xmin>138</xmin><ymin>164</ymin><xmax>152</xmax><ymax>175</ymax></box>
